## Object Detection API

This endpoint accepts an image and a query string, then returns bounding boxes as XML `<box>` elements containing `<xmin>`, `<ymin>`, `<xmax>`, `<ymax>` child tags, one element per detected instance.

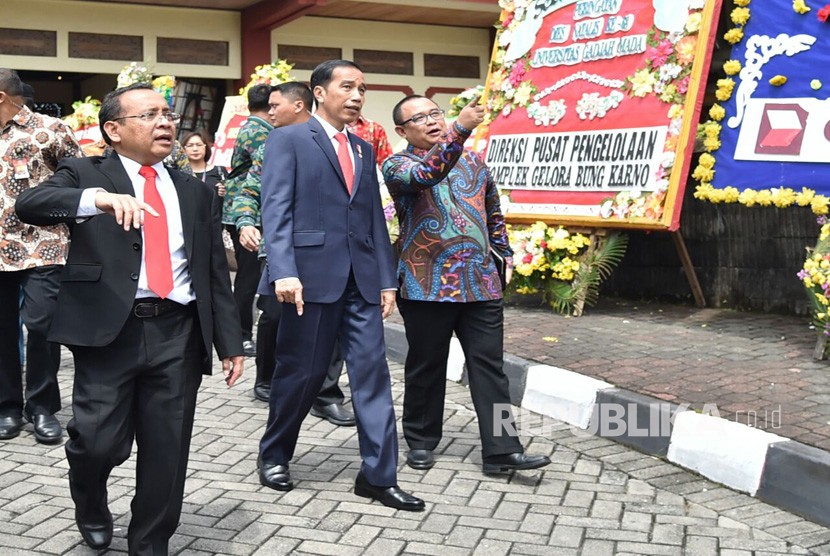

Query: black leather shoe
<box><xmin>0</xmin><ymin>416</ymin><xmax>24</xmax><ymax>440</ymax></box>
<box><xmin>76</xmin><ymin>510</ymin><xmax>113</xmax><ymax>549</ymax></box>
<box><xmin>243</xmin><ymin>340</ymin><xmax>256</xmax><ymax>357</ymax></box>
<box><xmin>253</xmin><ymin>384</ymin><xmax>271</xmax><ymax>402</ymax></box>
<box><xmin>406</xmin><ymin>449</ymin><xmax>434</xmax><ymax>470</ymax></box>
<box><xmin>25</xmin><ymin>414</ymin><xmax>63</xmax><ymax>444</ymax></box>
<box><xmin>482</xmin><ymin>452</ymin><xmax>551</xmax><ymax>475</ymax></box>
<box><xmin>310</xmin><ymin>403</ymin><xmax>356</xmax><ymax>427</ymax></box>
<box><xmin>354</xmin><ymin>472</ymin><xmax>425</xmax><ymax>511</ymax></box>
<box><xmin>259</xmin><ymin>460</ymin><xmax>293</xmax><ymax>491</ymax></box>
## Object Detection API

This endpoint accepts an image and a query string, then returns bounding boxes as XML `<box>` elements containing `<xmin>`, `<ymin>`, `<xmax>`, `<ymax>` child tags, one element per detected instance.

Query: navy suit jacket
<box><xmin>260</xmin><ymin>117</ymin><xmax>396</xmax><ymax>304</ymax></box>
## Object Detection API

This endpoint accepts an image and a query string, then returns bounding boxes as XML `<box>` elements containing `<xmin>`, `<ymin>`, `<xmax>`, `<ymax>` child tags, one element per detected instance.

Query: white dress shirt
<box><xmin>313</xmin><ymin>113</ymin><xmax>355</xmax><ymax>172</ymax></box>
<box><xmin>77</xmin><ymin>155</ymin><xmax>195</xmax><ymax>303</ymax></box>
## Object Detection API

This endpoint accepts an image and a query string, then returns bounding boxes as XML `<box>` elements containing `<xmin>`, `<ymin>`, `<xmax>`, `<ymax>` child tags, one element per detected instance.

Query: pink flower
<box><xmin>819</xmin><ymin>5</ymin><xmax>830</xmax><ymax>21</ymax></box>
<box><xmin>646</xmin><ymin>40</ymin><xmax>674</xmax><ymax>67</ymax></box>
<box><xmin>502</xmin><ymin>12</ymin><xmax>514</xmax><ymax>28</ymax></box>
<box><xmin>676</xmin><ymin>75</ymin><xmax>691</xmax><ymax>94</ymax></box>
<box><xmin>522</xmin><ymin>253</ymin><xmax>533</xmax><ymax>264</ymax></box>
<box><xmin>509</xmin><ymin>63</ymin><xmax>526</xmax><ymax>87</ymax></box>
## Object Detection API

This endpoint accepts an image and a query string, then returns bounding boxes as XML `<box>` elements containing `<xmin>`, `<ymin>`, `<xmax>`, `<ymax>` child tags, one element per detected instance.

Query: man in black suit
<box><xmin>15</xmin><ymin>83</ymin><xmax>245</xmax><ymax>555</ymax></box>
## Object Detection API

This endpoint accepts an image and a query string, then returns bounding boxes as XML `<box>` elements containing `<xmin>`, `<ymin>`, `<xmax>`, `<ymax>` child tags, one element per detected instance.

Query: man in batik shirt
<box><xmin>383</xmin><ymin>95</ymin><xmax>551</xmax><ymax>475</ymax></box>
<box><xmin>223</xmin><ymin>84</ymin><xmax>273</xmax><ymax>357</ymax></box>
<box><xmin>0</xmin><ymin>69</ymin><xmax>81</xmax><ymax>443</ymax></box>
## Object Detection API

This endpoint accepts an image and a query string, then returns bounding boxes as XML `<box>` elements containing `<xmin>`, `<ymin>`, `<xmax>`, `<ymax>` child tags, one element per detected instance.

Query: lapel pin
<box><xmin>357</xmin><ymin>144</ymin><xmax>363</xmax><ymax>159</ymax></box>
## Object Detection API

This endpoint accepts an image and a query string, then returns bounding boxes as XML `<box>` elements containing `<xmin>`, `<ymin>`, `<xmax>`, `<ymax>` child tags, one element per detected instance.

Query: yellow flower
<box><xmin>686</xmin><ymin>13</ymin><xmax>702</xmax><ymax>33</ymax></box>
<box><xmin>513</xmin><ymin>81</ymin><xmax>534</xmax><ymax>106</ymax></box>
<box><xmin>769</xmin><ymin>75</ymin><xmax>788</xmax><ymax>86</ymax></box>
<box><xmin>723</xmin><ymin>60</ymin><xmax>742</xmax><ymax>75</ymax></box>
<box><xmin>715</xmin><ymin>78</ymin><xmax>735</xmax><ymax>101</ymax></box>
<box><xmin>812</xmin><ymin>196</ymin><xmax>830</xmax><ymax>215</ymax></box>
<box><xmin>821</xmin><ymin>223</ymin><xmax>830</xmax><ymax>241</ymax></box>
<box><xmin>704</xmin><ymin>123</ymin><xmax>721</xmax><ymax>139</ymax></box>
<box><xmin>731</xmin><ymin>7</ymin><xmax>750</xmax><ymax>25</ymax></box>
<box><xmin>692</xmin><ymin>165</ymin><xmax>715</xmax><ymax>183</ymax></box>
<box><xmin>630</xmin><ymin>69</ymin><xmax>657</xmax><ymax>97</ymax></box>
<box><xmin>733</xmin><ymin>0</ymin><xmax>750</xmax><ymax>6</ymax></box>
<box><xmin>668</xmin><ymin>104</ymin><xmax>684</xmax><ymax>119</ymax></box>
<box><xmin>738</xmin><ymin>189</ymin><xmax>757</xmax><ymax>207</ymax></box>
<box><xmin>703</xmin><ymin>136</ymin><xmax>721</xmax><ymax>151</ymax></box>
<box><xmin>724</xmin><ymin>28</ymin><xmax>744</xmax><ymax>44</ymax></box>
<box><xmin>723</xmin><ymin>187</ymin><xmax>740</xmax><ymax>203</ymax></box>
<box><xmin>771</xmin><ymin>188</ymin><xmax>796</xmax><ymax>208</ymax></box>
<box><xmin>698</xmin><ymin>154</ymin><xmax>715</xmax><ymax>171</ymax></box>
<box><xmin>660</xmin><ymin>83</ymin><xmax>678</xmax><ymax>103</ymax></box>
<box><xmin>796</xmin><ymin>187</ymin><xmax>816</xmax><ymax>206</ymax></box>
<box><xmin>709</xmin><ymin>104</ymin><xmax>726</xmax><ymax>121</ymax></box>
<box><xmin>793</xmin><ymin>0</ymin><xmax>811</xmax><ymax>14</ymax></box>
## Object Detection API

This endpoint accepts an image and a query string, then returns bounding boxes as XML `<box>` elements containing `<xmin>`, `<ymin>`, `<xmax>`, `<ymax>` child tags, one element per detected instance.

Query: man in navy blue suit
<box><xmin>257</xmin><ymin>60</ymin><xmax>424</xmax><ymax>511</ymax></box>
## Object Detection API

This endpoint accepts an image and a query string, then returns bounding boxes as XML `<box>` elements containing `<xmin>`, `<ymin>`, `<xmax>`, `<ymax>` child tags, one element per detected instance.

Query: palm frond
<box><xmin>544</xmin><ymin>232</ymin><xmax>628</xmax><ymax>315</ymax></box>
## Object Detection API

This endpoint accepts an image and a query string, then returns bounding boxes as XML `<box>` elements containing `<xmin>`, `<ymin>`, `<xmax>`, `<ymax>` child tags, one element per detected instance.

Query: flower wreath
<box><xmin>486</xmin><ymin>0</ymin><xmax>539</xmax><ymax>123</ymax></box>
<box><xmin>238</xmin><ymin>59</ymin><xmax>295</xmax><ymax>97</ymax></box>
<box><xmin>692</xmin><ymin>0</ymin><xmax>830</xmax><ymax>215</ymax></box>
<box><xmin>601</xmin><ymin>0</ymin><xmax>706</xmax><ymax>221</ymax></box>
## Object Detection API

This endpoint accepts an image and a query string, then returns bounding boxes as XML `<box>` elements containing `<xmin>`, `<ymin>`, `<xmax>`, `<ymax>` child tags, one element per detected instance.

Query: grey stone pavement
<box><xmin>1</xmin><ymin>348</ymin><xmax>830</xmax><ymax>555</ymax></box>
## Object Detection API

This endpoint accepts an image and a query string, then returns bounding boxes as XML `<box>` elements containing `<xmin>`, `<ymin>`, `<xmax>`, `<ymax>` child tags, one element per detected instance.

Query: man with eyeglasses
<box><xmin>0</xmin><ymin>68</ymin><xmax>81</xmax><ymax>446</ymax></box>
<box><xmin>383</xmin><ymin>95</ymin><xmax>551</xmax><ymax>475</ymax></box>
<box><xmin>15</xmin><ymin>82</ymin><xmax>245</xmax><ymax>554</ymax></box>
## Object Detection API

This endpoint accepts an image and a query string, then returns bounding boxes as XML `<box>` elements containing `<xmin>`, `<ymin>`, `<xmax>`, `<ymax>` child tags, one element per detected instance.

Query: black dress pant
<box><xmin>256</xmin><ymin>292</ymin><xmax>344</xmax><ymax>404</ymax></box>
<box><xmin>226</xmin><ymin>225</ymin><xmax>260</xmax><ymax>341</ymax></box>
<box><xmin>66</xmin><ymin>304</ymin><xmax>203</xmax><ymax>556</ymax></box>
<box><xmin>0</xmin><ymin>266</ymin><xmax>61</xmax><ymax>418</ymax></box>
<box><xmin>397</xmin><ymin>298</ymin><xmax>523</xmax><ymax>458</ymax></box>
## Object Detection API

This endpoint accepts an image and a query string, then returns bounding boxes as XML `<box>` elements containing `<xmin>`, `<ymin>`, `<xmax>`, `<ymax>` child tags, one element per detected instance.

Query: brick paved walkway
<box><xmin>0</xmin><ymin>354</ymin><xmax>829</xmax><ymax>555</ymax></box>
<box><xmin>391</xmin><ymin>297</ymin><xmax>830</xmax><ymax>451</ymax></box>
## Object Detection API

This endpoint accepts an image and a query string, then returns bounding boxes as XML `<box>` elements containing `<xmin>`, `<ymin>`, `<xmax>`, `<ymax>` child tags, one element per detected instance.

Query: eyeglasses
<box><xmin>113</xmin><ymin>111</ymin><xmax>181</xmax><ymax>124</ymax></box>
<box><xmin>399</xmin><ymin>109</ymin><xmax>444</xmax><ymax>126</ymax></box>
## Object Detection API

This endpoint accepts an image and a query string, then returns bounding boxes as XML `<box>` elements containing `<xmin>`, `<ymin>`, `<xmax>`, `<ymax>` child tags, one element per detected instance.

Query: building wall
<box><xmin>1</xmin><ymin>0</ymin><xmax>241</xmax><ymax>80</ymax></box>
<box><xmin>270</xmin><ymin>16</ymin><xmax>493</xmax><ymax>138</ymax></box>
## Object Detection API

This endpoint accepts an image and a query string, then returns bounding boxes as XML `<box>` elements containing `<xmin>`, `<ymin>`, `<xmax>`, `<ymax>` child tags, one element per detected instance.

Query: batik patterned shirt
<box><xmin>222</xmin><ymin>115</ymin><xmax>272</xmax><ymax>224</ymax></box>
<box><xmin>382</xmin><ymin>122</ymin><xmax>512</xmax><ymax>302</ymax></box>
<box><xmin>0</xmin><ymin>106</ymin><xmax>81</xmax><ymax>271</ymax></box>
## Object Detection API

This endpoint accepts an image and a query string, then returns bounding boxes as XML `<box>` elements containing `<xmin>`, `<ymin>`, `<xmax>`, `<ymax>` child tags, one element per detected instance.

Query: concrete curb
<box><xmin>383</xmin><ymin>322</ymin><xmax>830</xmax><ymax>527</ymax></box>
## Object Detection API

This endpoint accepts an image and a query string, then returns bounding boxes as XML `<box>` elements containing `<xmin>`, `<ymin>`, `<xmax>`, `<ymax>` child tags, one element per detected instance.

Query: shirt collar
<box><xmin>313</xmin><ymin>113</ymin><xmax>350</xmax><ymax>139</ymax></box>
<box><xmin>8</xmin><ymin>105</ymin><xmax>33</xmax><ymax>128</ymax></box>
<box><xmin>247</xmin><ymin>114</ymin><xmax>273</xmax><ymax>130</ymax></box>
<box><xmin>117</xmin><ymin>154</ymin><xmax>167</xmax><ymax>178</ymax></box>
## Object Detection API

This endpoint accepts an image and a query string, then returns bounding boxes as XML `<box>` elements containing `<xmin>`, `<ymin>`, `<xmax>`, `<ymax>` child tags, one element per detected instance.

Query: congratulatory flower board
<box><xmin>480</xmin><ymin>0</ymin><xmax>721</xmax><ymax>231</ymax></box>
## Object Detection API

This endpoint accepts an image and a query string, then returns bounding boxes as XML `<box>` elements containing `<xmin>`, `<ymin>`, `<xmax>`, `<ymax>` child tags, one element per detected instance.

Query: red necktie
<box><xmin>138</xmin><ymin>165</ymin><xmax>174</xmax><ymax>299</ymax></box>
<box><xmin>335</xmin><ymin>132</ymin><xmax>354</xmax><ymax>194</ymax></box>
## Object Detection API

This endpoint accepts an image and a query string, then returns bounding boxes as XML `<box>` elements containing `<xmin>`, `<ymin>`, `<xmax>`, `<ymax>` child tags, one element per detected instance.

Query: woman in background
<box><xmin>182</xmin><ymin>130</ymin><xmax>226</xmax><ymax>196</ymax></box>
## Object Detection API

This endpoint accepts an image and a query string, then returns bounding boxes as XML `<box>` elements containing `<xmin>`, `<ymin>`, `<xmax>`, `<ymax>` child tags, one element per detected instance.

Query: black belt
<box><xmin>133</xmin><ymin>298</ymin><xmax>191</xmax><ymax>318</ymax></box>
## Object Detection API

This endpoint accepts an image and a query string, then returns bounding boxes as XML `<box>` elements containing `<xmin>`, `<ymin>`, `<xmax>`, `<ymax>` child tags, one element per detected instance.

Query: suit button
<box><xmin>133</xmin><ymin>243</ymin><xmax>141</xmax><ymax>251</ymax></box>
<box><xmin>349</xmin><ymin>232</ymin><xmax>355</xmax><ymax>237</ymax></box>
<box><xmin>130</xmin><ymin>273</ymin><xmax>139</xmax><ymax>280</ymax></box>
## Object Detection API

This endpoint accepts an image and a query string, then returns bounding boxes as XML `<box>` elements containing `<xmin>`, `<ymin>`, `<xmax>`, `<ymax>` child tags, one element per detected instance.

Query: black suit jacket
<box><xmin>15</xmin><ymin>153</ymin><xmax>243</xmax><ymax>373</ymax></box>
